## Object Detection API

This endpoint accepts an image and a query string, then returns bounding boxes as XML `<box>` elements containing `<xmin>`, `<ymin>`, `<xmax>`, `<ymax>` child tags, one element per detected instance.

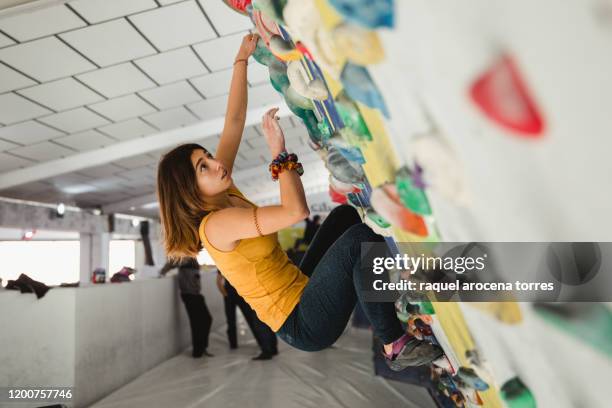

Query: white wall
<box><xmin>0</xmin><ymin>287</ymin><xmax>76</xmax><ymax>388</ymax></box>
<box><xmin>0</xmin><ymin>277</ymin><xmax>191</xmax><ymax>408</ymax></box>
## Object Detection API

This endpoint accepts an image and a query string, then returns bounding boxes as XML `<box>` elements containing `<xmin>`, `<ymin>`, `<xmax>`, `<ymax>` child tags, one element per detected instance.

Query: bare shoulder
<box><xmin>204</xmin><ymin>207</ymin><xmax>254</xmax><ymax>251</ymax></box>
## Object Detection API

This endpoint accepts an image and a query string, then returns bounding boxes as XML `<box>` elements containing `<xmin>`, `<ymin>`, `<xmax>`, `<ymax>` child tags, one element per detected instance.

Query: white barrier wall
<box><xmin>0</xmin><ymin>276</ymin><xmax>191</xmax><ymax>408</ymax></box>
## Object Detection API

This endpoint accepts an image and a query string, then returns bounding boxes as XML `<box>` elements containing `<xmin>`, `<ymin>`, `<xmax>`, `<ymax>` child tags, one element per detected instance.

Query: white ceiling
<box><xmin>0</xmin><ymin>0</ymin><xmax>329</xmax><ymax>217</ymax></box>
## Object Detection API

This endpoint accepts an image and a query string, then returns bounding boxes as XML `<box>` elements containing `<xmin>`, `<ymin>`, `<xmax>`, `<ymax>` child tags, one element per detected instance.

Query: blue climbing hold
<box><xmin>328</xmin><ymin>0</ymin><xmax>394</xmax><ymax>29</ymax></box>
<box><xmin>341</xmin><ymin>62</ymin><xmax>390</xmax><ymax>118</ymax></box>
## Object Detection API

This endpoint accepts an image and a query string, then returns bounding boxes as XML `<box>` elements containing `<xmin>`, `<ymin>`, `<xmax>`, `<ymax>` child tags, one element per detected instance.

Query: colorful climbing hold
<box><xmin>454</xmin><ymin>367</ymin><xmax>489</xmax><ymax>391</ymax></box>
<box><xmin>335</xmin><ymin>91</ymin><xmax>373</xmax><ymax>141</ymax></box>
<box><xmin>287</xmin><ymin>60</ymin><xmax>329</xmax><ymax>100</ymax></box>
<box><xmin>329</xmin><ymin>184</ymin><xmax>348</xmax><ymax>204</ymax></box>
<box><xmin>252</xmin><ymin>0</ymin><xmax>285</xmax><ymax>23</ymax></box>
<box><xmin>341</xmin><ymin>62</ymin><xmax>390</xmax><ymax>117</ymax></box>
<box><xmin>333</xmin><ymin>22</ymin><xmax>385</xmax><ymax>65</ymax></box>
<box><xmin>501</xmin><ymin>377</ymin><xmax>537</xmax><ymax>408</ymax></box>
<box><xmin>470</xmin><ymin>54</ymin><xmax>545</xmax><ymax>137</ymax></box>
<box><xmin>222</xmin><ymin>0</ymin><xmax>252</xmax><ymax>15</ymax></box>
<box><xmin>370</xmin><ymin>184</ymin><xmax>428</xmax><ymax>236</ymax></box>
<box><xmin>328</xmin><ymin>0</ymin><xmax>395</xmax><ymax>29</ymax></box>
<box><xmin>325</xmin><ymin>147</ymin><xmax>367</xmax><ymax>184</ymax></box>
<box><xmin>395</xmin><ymin>166</ymin><xmax>432</xmax><ymax>216</ymax></box>
<box><xmin>328</xmin><ymin>133</ymin><xmax>366</xmax><ymax>164</ymax></box>
<box><xmin>269</xmin><ymin>35</ymin><xmax>302</xmax><ymax>61</ymax></box>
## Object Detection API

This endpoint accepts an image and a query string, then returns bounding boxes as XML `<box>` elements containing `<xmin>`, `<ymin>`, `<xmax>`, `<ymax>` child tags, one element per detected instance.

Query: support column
<box><xmin>79</xmin><ymin>232</ymin><xmax>110</xmax><ymax>283</ymax></box>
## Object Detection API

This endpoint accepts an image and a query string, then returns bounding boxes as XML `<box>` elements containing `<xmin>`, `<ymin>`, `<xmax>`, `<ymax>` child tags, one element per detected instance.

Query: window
<box><xmin>108</xmin><ymin>240</ymin><xmax>136</xmax><ymax>275</ymax></box>
<box><xmin>197</xmin><ymin>248</ymin><xmax>215</xmax><ymax>266</ymax></box>
<box><xmin>0</xmin><ymin>241</ymin><xmax>79</xmax><ymax>286</ymax></box>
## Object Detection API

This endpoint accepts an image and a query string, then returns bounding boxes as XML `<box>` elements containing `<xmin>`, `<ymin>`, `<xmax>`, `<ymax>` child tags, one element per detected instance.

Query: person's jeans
<box><xmin>277</xmin><ymin>205</ymin><xmax>405</xmax><ymax>351</ymax></box>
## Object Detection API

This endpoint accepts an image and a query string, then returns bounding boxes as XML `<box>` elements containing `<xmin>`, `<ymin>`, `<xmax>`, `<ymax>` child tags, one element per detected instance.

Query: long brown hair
<box><xmin>157</xmin><ymin>143</ymin><xmax>208</xmax><ymax>260</ymax></box>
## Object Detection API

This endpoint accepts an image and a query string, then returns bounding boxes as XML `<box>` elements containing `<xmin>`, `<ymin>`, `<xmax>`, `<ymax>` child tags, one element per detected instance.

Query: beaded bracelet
<box><xmin>253</xmin><ymin>207</ymin><xmax>263</xmax><ymax>236</ymax></box>
<box><xmin>269</xmin><ymin>151</ymin><xmax>304</xmax><ymax>181</ymax></box>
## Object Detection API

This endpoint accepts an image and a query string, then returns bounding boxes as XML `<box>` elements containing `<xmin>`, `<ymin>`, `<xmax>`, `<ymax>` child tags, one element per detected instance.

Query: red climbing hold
<box><xmin>470</xmin><ymin>54</ymin><xmax>544</xmax><ymax>137</ymax></box>
<box><xmin>222</xmin><ymin>0</ymin><xmax>252</xmax><ymax>15</ymax></box>
<box><xmin>329</xmin><ymin>185</ymin><xmax>348</xmax><ymax>204</ymax></box>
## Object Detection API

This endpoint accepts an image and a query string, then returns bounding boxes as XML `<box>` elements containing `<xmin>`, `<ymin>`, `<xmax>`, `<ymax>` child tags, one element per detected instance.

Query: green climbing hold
<box><xmin>413</xmin><ymin>300</ymin><xmax>435</xmax><ymax>315</ymax></box>
<box><xmin>501</xmin><ymin>378</ymin><xmax>536</xmax><ymax>408</ymax></box>
<box><xmin>286</xmin><ymin>100</ymin><xmax>324</xmax><ymax>146</ymax></box>
<box><xmin>252</xmin><ymin>38</ymin><xmax>277</xmax><ymax>67</ymax></box>
<box><xmin>267</xmin><ymin>59</ymin><xmax>314</xmax><ymax>110</ymax></box>
<box><xmin>533</xmin><ymin>303</ymin><xmax>612</xmax><ymax>357</ymax></box>
<box><xmin>268</xmin><ymin>60</ymin><xmax>289</xmax><ymax>93</ymax></box>
<box><xmin>252</xmin><ymin>0</ymin><xmax>286</xmax><ymax>23</ymax></box>
<box><xmin>366</xmin><ymin>208</ymin><xmax>391</xmax><ymax>228</ymax></box>
<box><xmin>317</xmin><ymin>121</ymin><xmax>333</xmax><ymax>143</ymax></box>
<box><xmin>335</xmin><ymin>90</ymin><xmax>373</xmax><ymax>141</ymax></box>
<box><xmin>396</xmin><ymin>166</ymin><xmax>432</xmax><ymax>216</ymax></box>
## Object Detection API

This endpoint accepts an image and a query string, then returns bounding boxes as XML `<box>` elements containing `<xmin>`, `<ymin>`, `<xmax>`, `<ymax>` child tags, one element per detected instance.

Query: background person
<box><xmin>216</xmin><ymin>271</ymin><xmax>279</xmax><ymax>360</ymax></box>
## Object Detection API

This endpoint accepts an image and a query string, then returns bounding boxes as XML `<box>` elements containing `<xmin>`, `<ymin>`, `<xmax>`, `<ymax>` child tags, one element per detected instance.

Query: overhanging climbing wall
<box><xmin>223</xmin><ymin>1</ymin><xmax>612</xmax><ymax>407</ymax></box>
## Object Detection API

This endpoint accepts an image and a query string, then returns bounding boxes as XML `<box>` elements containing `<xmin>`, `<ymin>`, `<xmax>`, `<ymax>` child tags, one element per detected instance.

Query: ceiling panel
<box><xmin>6</xmin><ymin>180</ymin><xmax>53</xmax><ymax>193</ymax></box>
<box><xmin>187</xmin><ymin>94</ymin><xmax>228</xmax><ymax>121</ymax></box>
<box><xmin>77</xmin><ymin>163</ymin><xmax>126</xmax><ymax>178</ymax></box>
<box><xmin>129</xmin><ymin>1</ymin><xmax>216</xmax><ymax>52</ymax></box>
<box><xmin>0</xmin><ymin>93</ymin><xmax>52</xmax><ymax>124</ymax></box>
<box><xmin>8</xmin><ymin>141</ymin><xmax>76</xmax><ymax>161</ymax></box>
<box><xmin>88</xmin><ymin>175</ymin><xmax>134</xmax><ymax>191</ymax></box>
<box><xmin>190</xmin><ymin>68</ymin><xmax>233</xmax><ymax>98</ymax></box>
<box><xmin>0</xmin><ymin>62</ymin><xmax>36</xmax><ymax>93</ymax></box>
<box><xmin>60</xmin><ymin>19</ymin><xmax>156</xmax><ymax>66</ymax></box>
<box><xmin>38</xmin><ymin>107</ymin><xmax>111</xmax><ymax>133</ymax></box>
<box><xmin>142</xmin><ymin>106</ymin><xmax>199</xmax><ymax>130</ymax></box>
<box><xmin>0</xmin><ymin>37</ymin><xmax>96</xmax><ymax>82</ymax></box>
<box><xmin>139</xmin><ymin>81</ymin><xmax>202</xmax><ymax>110</ymax></box>
<box><xmin>0</xmin><ymin>4</ymin><xmax>86</xmax><ymax>42</ymax></box>
<box><xmin>242</xmin><ymin>125</ymin><xmax>261</xmax><ymax>140</ymax></box>
<box><xmin>117</xmin><ymin>166</ymin><xmax>155</xmax><ymax>181</ymax></box>
<box><xmin>98</xmin><ymin>117</ymin><xmax>158</xmax><ymax>140</ymax></box>
<box><xmin>192</xmin><ymin>31</ymin><xmax>246</xmax><ymax>71</ymax></box>
<box><xmin>117</xmin><ymin>177</ymin><xmax>154</xmax><ymax>188</ymax></box>
<box><xmin>17</xmin><ymin>77</ymin><xmax>104</xmax><ymax>111</ymax></box>
<box><xmin>69</xmin><ymin>0</ymin><xmax>158</xmax><ymax>24</ymax></box>
<box><xmin>0</xmin><ymin>121</ymin><xmax>64</xmax><ymax>144</ymax></box>
<box><xmin>0</xmin><ymin>138</ymin><xmax>19</xmax><ymax>151</ymax></box>
<box><xmin>54</xmin><ymin>129</ymin><xmax>117</xmax><ymax>151</ymax></box>
<box><xmin>135</xmin><ymin>47</ymin><xmax>207</xmax><ymax>84</ymax></box>
<box><xmin>45</xmin><ymin>173</ymin><xmax>94</xmax><ymax>188</ymax></box>
<box><xmin>0</xmin><ymin>1</ymin><xmax>304</xmax><ymax>212</ymax></box>
<box><xmin>198</xmin><ymin>0</ymin><xmax>253</xmax><ymax>36</ymax></box>
<box><xmin>0</xmin><ymin>32</ymin><xmax>15</xmax><ymax>48</ymax></box>
<box><xmin>113</xmin><ymin>153</ymin><xmax>158</xmax><ymax>169</ymax></box>
<box><xmin>88</xmin><ymin>94</ymin><xmax>156</xmax><ymax>122</ymax></box>
<box><xmin>245</xmin><ymin>135</ymin><xmax>269</xmax><ymax>149</ymax></box>
<box><xmin>247</xmin><ymin>83</ymin><xmax>282</xmax><ymax>107</ymax></box>
<box><xmin>76</xmin><ymin>62</ymin><xmax>156</xmax><ymax>98</ymax></box>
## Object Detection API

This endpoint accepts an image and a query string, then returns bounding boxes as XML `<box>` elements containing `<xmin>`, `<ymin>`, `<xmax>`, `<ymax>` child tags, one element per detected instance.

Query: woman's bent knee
<box><xmin>345</xmin><ymin>222</ymin><xmax>385</xmax><ymax>242</ymax></box>
<box><xmin>328</xmin><ymin>204</ymin><xmax>361</xmax><ymax>222</ymax></box>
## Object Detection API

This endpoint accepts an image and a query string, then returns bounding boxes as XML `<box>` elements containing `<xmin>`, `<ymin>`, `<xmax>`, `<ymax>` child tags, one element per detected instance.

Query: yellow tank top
<box><xmin>199</xmin><ymin>186</ymin><xmax>309</xmax><ymax>331</ymax></box>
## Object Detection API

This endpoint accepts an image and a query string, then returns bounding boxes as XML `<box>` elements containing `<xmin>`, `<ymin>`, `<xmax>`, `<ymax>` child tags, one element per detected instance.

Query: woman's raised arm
<box><xmin>215</xmin><ymin>33</ymin><xmax>259</xmax><ymax>172</ymax></box>
<box><xmin>205</xmin><ymin>108</ymin><xmax>309</xmax><ymax>251</ymax></box>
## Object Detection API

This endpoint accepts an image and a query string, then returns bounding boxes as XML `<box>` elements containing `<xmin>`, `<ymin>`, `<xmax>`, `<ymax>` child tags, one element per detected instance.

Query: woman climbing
<box><xmin>156</xmin><ymin>33</ymin><xmax>443</xmax><ymax>370</ymax></box>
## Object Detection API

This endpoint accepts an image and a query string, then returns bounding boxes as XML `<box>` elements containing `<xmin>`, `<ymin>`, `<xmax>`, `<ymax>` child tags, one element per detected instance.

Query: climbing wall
<box><xmin>223</xmin><ymin>1</ymin><xmax>612</xmax><ymax>407</ymax></box>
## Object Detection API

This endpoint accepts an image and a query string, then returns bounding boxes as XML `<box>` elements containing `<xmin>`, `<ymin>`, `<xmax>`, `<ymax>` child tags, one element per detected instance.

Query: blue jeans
<box><xmin>277</xmin><ymin>205</ymin><xmax>405</xmax><ymax>351</ymax></box>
